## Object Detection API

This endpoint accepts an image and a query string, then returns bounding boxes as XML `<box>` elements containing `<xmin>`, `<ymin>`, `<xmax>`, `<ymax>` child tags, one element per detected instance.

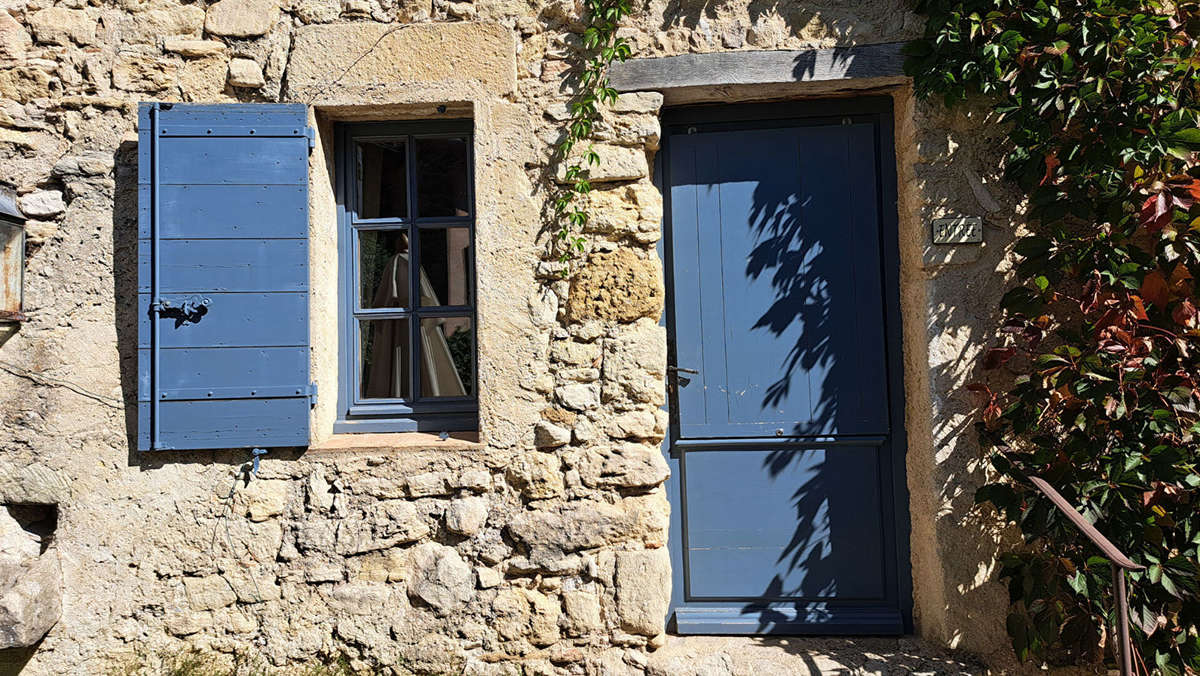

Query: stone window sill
<box><xmin>306</xmin><ymin>431</ymin><xmax>483</xmax><ymax>456</ymax></box>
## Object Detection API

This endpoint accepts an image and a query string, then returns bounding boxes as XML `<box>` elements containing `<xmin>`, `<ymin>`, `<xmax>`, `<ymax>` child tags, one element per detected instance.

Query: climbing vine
<box><xmin>552</xmin><ymin>0</ymin><xmax>633</xmax><ymax>271</ymax></box>
<box><xmin>906</xmin><ymin>1</ymin><xmax>1200</xmax><ymax>673</ymax></box>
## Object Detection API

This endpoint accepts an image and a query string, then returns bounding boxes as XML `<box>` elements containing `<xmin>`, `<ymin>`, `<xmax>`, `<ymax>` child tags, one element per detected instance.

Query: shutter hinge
<box><xmin>305</xmin><ymin>126</ymin><xmax>316</xmax><ymax>152</ymax></box>
<box><xmin>307</xmin><ymin>382</ymin><xmax>318</xmax><ymax>407</ymax></box>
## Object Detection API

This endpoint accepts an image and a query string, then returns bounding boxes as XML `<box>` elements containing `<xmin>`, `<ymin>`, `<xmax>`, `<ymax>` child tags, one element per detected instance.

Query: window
<box><xmin>336</xmin><ymin>121</ymin><xmax>477</xmax><ymax>433</ymax></box>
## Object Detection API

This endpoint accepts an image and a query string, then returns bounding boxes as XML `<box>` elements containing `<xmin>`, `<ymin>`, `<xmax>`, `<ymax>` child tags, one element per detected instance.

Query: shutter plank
<box><xmin>138</xmin><ymin>240</ymin><xmax>307</xmax><ymax>293</ymax></box>
<box><xmin>138</xmin><ymin>185</ymin><xmax>307</xmax><ymax>239</ymax></box>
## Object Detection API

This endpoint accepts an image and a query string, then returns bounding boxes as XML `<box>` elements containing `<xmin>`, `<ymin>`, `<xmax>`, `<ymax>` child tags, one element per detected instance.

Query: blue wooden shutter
<box><xmin>137</xmin><ymin>103</ymin><xmax>313</xmax><ymax>451</ymax></box>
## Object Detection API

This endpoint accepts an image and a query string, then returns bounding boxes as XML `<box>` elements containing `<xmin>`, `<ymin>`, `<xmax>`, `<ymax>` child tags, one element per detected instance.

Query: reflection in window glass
<box><xmin>418</xmin><ymin>228</ymin><xmax>471</xmax><ymax>307</ymax></box>
<box><xmin>359</xmin><ymin>230</ymin><xmax>410</xmax><ymax>309</ymax></box>
<box><xmin>357</xmin><ymin>140</ymin><xmax>407</xmax><ymax>219</ymax></box>
<box><xmin>416</xmin><ymin>137</ymin><xmax>470</xmax><ymax>218</ymax></box>
<box><xmin>419</xmin><ymin>317</ymin><xmax>473</xmax><ymax>398</ymax></box>
<box><xmin>360</xmin><ymin>318</ymin><xmax>409</xmax><ymax>399</ymax></box>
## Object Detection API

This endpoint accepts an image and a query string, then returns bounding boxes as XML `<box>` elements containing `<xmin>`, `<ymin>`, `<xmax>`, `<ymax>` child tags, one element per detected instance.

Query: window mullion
<box><xmin>407</xmin><ymin>135</ymin><xmax>421</xmax><ymax>403</ymax></box>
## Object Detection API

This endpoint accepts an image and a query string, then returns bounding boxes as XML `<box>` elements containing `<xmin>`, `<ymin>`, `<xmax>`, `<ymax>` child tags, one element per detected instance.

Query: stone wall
<box><xmin>0</xmin><ymin>0</ymin><xmax>1027</xmax><ymax>673</ymax></box>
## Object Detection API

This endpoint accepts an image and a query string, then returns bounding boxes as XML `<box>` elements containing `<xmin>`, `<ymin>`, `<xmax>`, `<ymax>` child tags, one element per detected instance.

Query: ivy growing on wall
<box><xmin>552</xmin><ymin>0</ymin><xmax>633</xmax><ymax>271</ymax></box>
<box><xmin>905</xmin><ymin>1</ymin><xmax>1200</xmax><ymax>672</ymax></box>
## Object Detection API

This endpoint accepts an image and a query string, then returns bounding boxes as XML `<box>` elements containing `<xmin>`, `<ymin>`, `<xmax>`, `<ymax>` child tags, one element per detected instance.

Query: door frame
<box><xmin>656</xmin><ymin>96</ymin><xmax>914</xmax><ymax>635</ymax></box>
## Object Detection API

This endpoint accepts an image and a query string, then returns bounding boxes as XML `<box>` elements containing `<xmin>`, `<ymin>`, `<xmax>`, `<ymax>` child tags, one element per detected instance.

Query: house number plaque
<box><xmin>931</xmin><ymin>215</ymin><xmax>983</xmax><ymax>245</ymax></box>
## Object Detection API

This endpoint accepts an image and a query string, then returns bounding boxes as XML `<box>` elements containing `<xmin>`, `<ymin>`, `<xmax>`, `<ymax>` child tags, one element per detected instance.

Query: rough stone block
<box><xmin>508</xmin><ymin>500</ymin><xmax>638</xmax><ymax>555</ymax></box>
<box><xmin>0</xmin><ymin>13</ymin><xmax>31</xmax><ymax>62</ymax></box>
<box><xmin>227</xmin><ymin>57</ymin><xmax>265</xmax><ymax>89</ymax></box>
<box><xmin>408</xmin><ymin>543</ymin><xmax>474</xmax><ymax>614</ymax></box>
<box><xmin>163</xmin><ymin>39</ymin><xmax>227</xmax><ymax>57</ymax></box>
<box><xmin>16</xmin><ymin>190</ymin><xmax>63</xmax><ymax>219</ymax></box>
<box><xmin>534</xmin><ymin>420</ymin><xmax>570</xmax><ymax>448</ymax></box>
<box><xmin>444</xmin><ymin>496</ymin><xmax>489</xmax><ymax>536</ymax></box>
<box><xmin>614</xmin><ymin>549</ymin><xmax>671</xmax><ymax>636</ymax></box>
<box><xmin>286</xmin><ymin>22</ymin><xmax>517</xmax><ymax>99</ymax></box>
<box><xmin>563</xmin><ymin>589</ymin><xmax>602</xmax><ymax>637</ymax></box>
<box><xmin>238</xmin><ymin>479</ymin><xmax>288</xmax><ymax>521</ymax></box>
<box><xmin>505</xmin><ymin>453</ymin><xmax>563</xmax><ymax>499</ymax></box>
<box><xmin>124</xmin><ymin>1</ymin><xmax>206</xmax><ymax>42</ymax></box>
<box><xmin>556</xmin><ymin>383</ymin><xmax>600</xmax><ymax>411</ymax></box>
<box><xmin>567</xmin><ymin>249</ymin><xmax>663</xmax><ymax>323</ymax></box>
<box><xmin>28</xmin><ymin>8</ymin><xmax>95</xmax><ymax>46</ymax></box>
<box><xmin>112</xmin><ymin>52</ymin><xmax>177</xmax><ymax>92</ymax></box>
<box><xmin>204</xmin><ymin>0</ymin><xmax>280</xmax><ymax>38</ymax></box>
<box><xmin>555</xmin><ymin>145</ymin><xmax>649</xmax><ymax>183</ymax></box>
<box><xmin>0</xmin><ymin>550</ymin><xmax>60</xmax><ymax>648</ymax></box>
<box><xmin>182</xmin><ymin>575</ymin><xmax>237</xmax><ymax>611</ymax></box>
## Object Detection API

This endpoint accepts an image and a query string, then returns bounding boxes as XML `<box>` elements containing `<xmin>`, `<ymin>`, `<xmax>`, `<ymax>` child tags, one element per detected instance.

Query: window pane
<box><xmin>359</xmin><ymin>230</ymin><xmax>410</xmax><ymax>309</ymax></box>
<box><xmin>418</xmin><ymin>316</ymin><xmax>473</xmax><ymax>398</ymax></box>
<box><xmin>418</xmin><ymin>228</ymin><xmax>471</xmax><ymax>307</ymax></box>
<box><xmin>416</xmin><ymin>137</ymin><xmax>470</xmax><ymax>217</ymax></box>
<box><xmin>360</xmin><ymin>318</ymin><xmax>410</xmax><ymax>399</ymax></box>
<box><xmin>357</xmin><ymin>140</ymin><xmax>407</xmax><ymax>219</ymax></box>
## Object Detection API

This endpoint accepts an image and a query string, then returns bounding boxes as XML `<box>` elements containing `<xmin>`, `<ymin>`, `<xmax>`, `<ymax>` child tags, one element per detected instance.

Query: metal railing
<box><xmin>1030</xmin><ymin>476</ymin><xmax>1146</xmax><ymax>676</ymax></box>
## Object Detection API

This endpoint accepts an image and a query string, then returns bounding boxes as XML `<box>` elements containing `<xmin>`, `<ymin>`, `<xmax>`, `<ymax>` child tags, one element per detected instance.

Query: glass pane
<box><xmin>360</xmin><ymin>318</ymin><xmax>410</xmax><ymax>399</ymax></box>
<box><xmin>359</xmin><ymin>230</ymin><xmax>410</xmax><ymax>309</ymax></box>
<box><xmin>418</xmin><ymin>316</ymin><xmax>473</xmax><ymax>398</ymax></box>
<box><xmin>356</xmin><ymin>140</ymin><xmax>407</xmax><ymax>219</ymax></box>
<box><xmin>416</xmin><ymin>137</ymin><xmax>470</xmax><ymax>218</ymax></box>
<box><xmin>418</xmin><ymin>228</ymin><xmax>471</xmax><ymax>307</ymax></box>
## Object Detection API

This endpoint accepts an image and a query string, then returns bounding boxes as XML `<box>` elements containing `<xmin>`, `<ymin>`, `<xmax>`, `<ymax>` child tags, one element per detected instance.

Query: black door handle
<box><xmin>667</xmin><ymin>365</ymin><xmax>699</xmax><ymax>374</ymax></box>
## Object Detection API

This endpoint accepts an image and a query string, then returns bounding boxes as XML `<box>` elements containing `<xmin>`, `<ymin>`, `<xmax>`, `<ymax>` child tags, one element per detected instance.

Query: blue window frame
<box><xmin>335</xmin><ymin>120</ymin><xmax>477</xmax><ymax>433</ymax></box>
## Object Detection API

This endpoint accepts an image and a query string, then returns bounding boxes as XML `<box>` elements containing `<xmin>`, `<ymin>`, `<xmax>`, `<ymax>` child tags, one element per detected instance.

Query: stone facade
<box><xmin>0</xmin><ymin>0</ymin><xmax>1028</xmax><ymax>674</ymax></box>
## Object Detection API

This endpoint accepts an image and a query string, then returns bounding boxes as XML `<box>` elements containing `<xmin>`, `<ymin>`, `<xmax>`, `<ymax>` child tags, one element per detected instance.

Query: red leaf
<box><xmin>983</xmin><ymin>347</ymin><xmax>1017</xmax><ymax>369</ymax></box>
<box><xmin>1131</xmin><ymin>295</ymin><xmax>1149</xmax><ymax>321</ymax></box>
<box><xmin>1141</xmin><ymin>270</ymin><xmax>1171</xmax><ymax>308</ymax></box>
<box><xmin>1172</xmin><ymin>299</ymin><xmax>1198</xmax><ymax>329</ymax></box>
<box><xmin>1040</xmin><ymin>153</ymin><xmax>1061</xmax><ymax>186</ymax></box>
<box><xmin>1141</xmin><ymin>192</ymin><xmax>1174</xmax><ymax>232</ymax></box>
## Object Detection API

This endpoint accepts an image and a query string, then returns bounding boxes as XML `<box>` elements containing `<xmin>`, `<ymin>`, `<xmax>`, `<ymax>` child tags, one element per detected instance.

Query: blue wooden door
<box><xmin>661</xmin><ymin>99</ymin><xmax>911</xmax><ymax>634</ymax></box>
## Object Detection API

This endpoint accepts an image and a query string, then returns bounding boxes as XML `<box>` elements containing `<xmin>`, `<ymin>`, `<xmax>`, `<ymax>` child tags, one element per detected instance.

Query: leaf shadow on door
<box><xmin>725</xmin><ymin>129</ymin><xmax>887</xmax><ymax>629</ymax></box>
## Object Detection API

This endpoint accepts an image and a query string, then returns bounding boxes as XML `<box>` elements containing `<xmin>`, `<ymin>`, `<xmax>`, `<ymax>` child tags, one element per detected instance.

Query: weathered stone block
<box><xmin>222</xmin><ymin>568</ymin><xmax>281</xmax><ymax>604</ymax></box>
<box><xmin>609</xmin><ymin>92</ymin><xmax>664</xmax><ymax>114</ymax></box>
<box><xmin>163</xmin><ymin>39</ymin><xmax>227</xmax><ymax>57</ymax></box>
<box><xmin>563</xmin><ymin>589</ymin><xmax>602</xmax><ymax>637</ymax></box>
<box><xmin>505</xmin><ymin>453</ymin><xmax>563</xmax><ymax>499</ymax></box>
<box><xmin>112</xmin><ymin>53</ymin><xmax>177</xmax><ymax>92</ymax></box>
<box><xmin>355</xmin><ymin>548</ymin><xmax>407</xmax><ymax>583</ymax></box>
<box><xmin>182</xmin><ymin>575</ymin><xmax>237</xmax><ymax>611</ymax></box>
<box><xmin>204</xmin><ymin>0</ymin><xmax>280</xmax><ymax>38</ymax></box>
<box><xmin>286</xmin><ymin>22</ymin><xmax>517</xmax><ymax>99</ymax></box>
<box><xmin>556</xmin><ymin>382</ymin><xmax>599</xmax><ymax>410</ymax></box>
<box><xmin>567</xmin><ymin>249</ymin><xmax>663</xmax><ymax>323</ymax></box>
<box><xmin>534</xmin><ymin>420</ymin><xmax>571</xmax><ymax>448</ymax></box>
<box><xmin>508</xmin><ymin>500</ymin><xmax>638</xmax><ymax>555</ymax></box>
<box><xmin>614</xmin><ymin>549</ymin><xmax>670</xmax><ymax>636</ymax></box>
<box><xmin>555</xmin><ymin>145</ymin><xmax>649</xmax><ymax>183</ymax></box>
<box><xmin>526</xmin><ymin>588</ymin><xmax>561</xmax><ymax>646</ymax></box>
<box><xmin>408</xmin><ymin>543</ymin><xmax>473</xmax><ymax>613</ymax></box>
<box><xmin>0</xmin><ymin>551</ymin><xmax>60</xmax><ymax>648</ymax></box>
<box><xmin>17</xmin><ymin>190</ymin><xmax>64</xmax><ymax>219</ymax></box>
<box><xmin>0</xmin><ymin>67</ymin><xmax>55</xmax><ymax>103</ymax></box>
<box><xmin>28</xmin><ymin>8</ymin><xmax>95</xmax><ymax>46</ymax></box>
<box><xmin>0</xmin><ymin>13</ymin><xmax>31</xmax><ymax>63</ymax></box>
<box><xmin>123</xmin><ymin>1</ymin><xmax>206</xmax><ymax>42</ymax></box>
<box><xmin>238</xmin><ymin>479</ymin><xmax>288</xmax><ymax>521</ymax></box>
<box><xmin>227</xmin><ymin>57</ymin><xmax>264</xmax><ymax>89</ymax></box>
<box><xmin>444</xmin><ymin>496</ymin><xmax>489</xmax><ymax>536</ymax></box>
